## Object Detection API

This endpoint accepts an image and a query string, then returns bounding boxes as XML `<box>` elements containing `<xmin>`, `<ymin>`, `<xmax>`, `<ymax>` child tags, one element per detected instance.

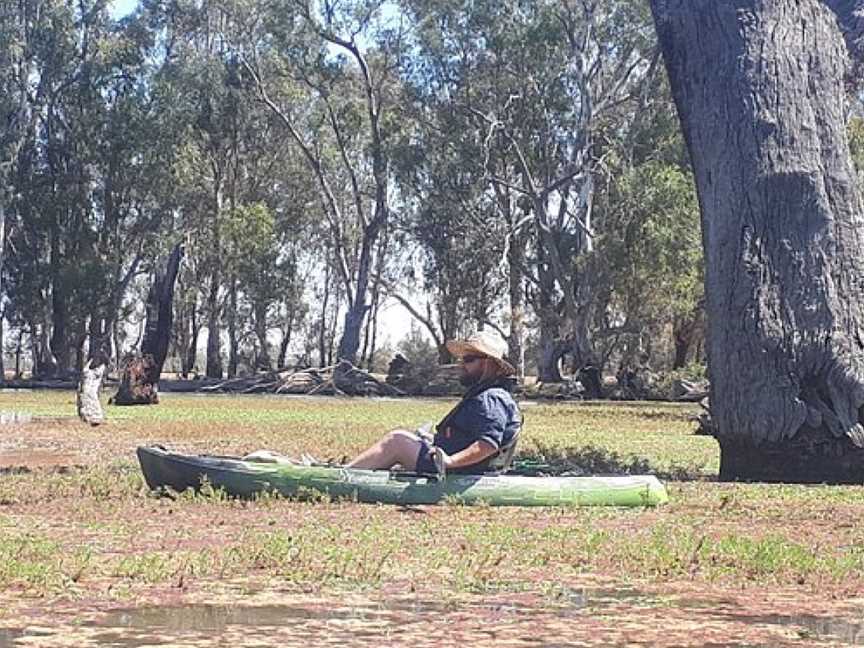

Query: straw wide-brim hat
<box><xmin>446</xmin><ymin>331</ymin><xmax>516</xmax><ymax>376</ymax></box>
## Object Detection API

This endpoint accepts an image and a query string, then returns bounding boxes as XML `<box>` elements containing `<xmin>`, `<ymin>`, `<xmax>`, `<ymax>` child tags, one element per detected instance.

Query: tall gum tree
<box><xmin>651</xmin><ymin>0</ymin><xmax>864</xmax><ymax>482</ymax></box>
<box><xmin>236</xmin><ymin>0</ymin><xmax>400</xmax><ymax>366</ymax></box>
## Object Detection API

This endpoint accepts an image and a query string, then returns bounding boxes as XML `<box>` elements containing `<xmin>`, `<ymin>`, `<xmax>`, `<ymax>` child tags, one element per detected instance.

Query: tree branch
<box><xmin>379</xmin><ymin>283</ymin><xmax>444</xmax><ymax>348</ymax></box>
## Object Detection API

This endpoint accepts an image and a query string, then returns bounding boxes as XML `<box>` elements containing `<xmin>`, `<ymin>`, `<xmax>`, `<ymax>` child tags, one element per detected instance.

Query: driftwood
<box><xmin>692</xmin><ymin>397</ymin><xmax>717</xmax><ymax>436</ymax></box>
<box><xmin>111</xmin><ymin>354</ymin><xmax>159</xmax><ymax>405</ymax></box>
<box><xmin>165</xmin><ymin>361</ymin><xmax>406</xmax><ymax>397</ymax></box>
<box><xmin>523</xmin><ymin>379</ymin><xmax>585</xmax><ymax>400</ymax></box>
<box><xmin>387</xmin><ymin>360</ymin><xmax>464</xmax><ymax>396</ymax></box>
<box><xmin>672</xmin><ymin>379</ymin><xmax>710</xmax><ymax>402</ymax></box>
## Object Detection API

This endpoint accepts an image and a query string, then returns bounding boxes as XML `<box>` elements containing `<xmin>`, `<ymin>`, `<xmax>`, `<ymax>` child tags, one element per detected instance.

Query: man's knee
<box><xmin>384</xmin><ymin>429</ymin><xmax>414</xmax><ymax>445</ymax></box>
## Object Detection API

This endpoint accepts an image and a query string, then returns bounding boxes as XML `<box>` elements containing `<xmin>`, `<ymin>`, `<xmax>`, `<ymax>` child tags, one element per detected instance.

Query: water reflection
<box><xmin>769</xmin><ymin>613</ymin><xmax>864</xmax><ymax>644</ymax></box>
<box><xmin>0</xmin><ymin>412</ymin><xmax>78</xmax><ymax>425</ymax></box>
<box><xmin>95</xmin><ymin>603</ymin><xmax>346</xmax><ymax>630</ymax></box>
<box><xmin>0</xmin><ymin>628</ymin><xmax>23</xmax><ymax>648</ymax></box>
<box><xmin>1</xmin><ymin>591</ymin><xmax>862</xmax><ymax>647</ymax></box>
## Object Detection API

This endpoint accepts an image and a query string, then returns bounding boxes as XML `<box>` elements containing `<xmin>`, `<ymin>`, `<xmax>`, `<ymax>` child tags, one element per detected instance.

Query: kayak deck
<box><xmin>136</xmin><ymin>445</ymin><xmax>669</xmax><ymax>507</ymax></box>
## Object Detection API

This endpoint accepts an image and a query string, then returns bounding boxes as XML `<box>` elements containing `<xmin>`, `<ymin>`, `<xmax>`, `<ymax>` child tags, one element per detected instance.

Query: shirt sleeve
<box><xmin>455</xmin><ymin>394</ymin><xmax>506</xmax><ymax>449</ymax></box>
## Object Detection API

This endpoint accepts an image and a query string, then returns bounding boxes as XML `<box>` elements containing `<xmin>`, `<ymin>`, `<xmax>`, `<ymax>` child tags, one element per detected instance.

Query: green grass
<box><xmin>1</xmin><ymin>390</ymin><xmax>864</xmax><ymax>602</ymax></box>
<box><xmin>1</xmin><ymin>390</ymin><xmax>715</xmax><ymax>473</ymax></box>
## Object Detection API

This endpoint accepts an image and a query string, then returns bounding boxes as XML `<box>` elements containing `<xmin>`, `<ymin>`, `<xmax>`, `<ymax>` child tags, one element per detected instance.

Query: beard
<box><xmin>459</xmin><ymin>372</ymin><xmax>480</xmax><ymax>387</ymax></box>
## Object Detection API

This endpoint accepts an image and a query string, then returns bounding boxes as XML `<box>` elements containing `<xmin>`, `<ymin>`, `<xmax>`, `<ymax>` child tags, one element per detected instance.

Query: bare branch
<box><xmin>378</xmin><ymin>280</ymin><xmax>444</xmax><ymax>348</ymax></box>
<box><xmin>238</xmin><ymin>52</ymin><xmax>355</xmax><ymax>303</ymax></box>
<box><xmin>323</xmin><ymin>95</ymin><xmax>368</xmax><ymax>228</ymax></box>
<box><xmin>481</xmin><ymin>319</ymin><xmax>509</xmax><ymax>340</ymax></box>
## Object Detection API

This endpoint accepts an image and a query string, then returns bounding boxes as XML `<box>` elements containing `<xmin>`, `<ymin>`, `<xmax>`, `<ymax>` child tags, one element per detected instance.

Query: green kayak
<box><xmin>136</xmin><ymin>445</ymin><xmax>669</xmax><ymax>507</ymax></box>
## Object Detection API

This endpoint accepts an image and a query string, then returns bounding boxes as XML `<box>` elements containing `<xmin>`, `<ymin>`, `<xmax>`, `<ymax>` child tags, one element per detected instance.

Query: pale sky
<box><xmin>110</xmin><ymin>0</ymin><xmax>138</xmax><ymax>19</ymax></box>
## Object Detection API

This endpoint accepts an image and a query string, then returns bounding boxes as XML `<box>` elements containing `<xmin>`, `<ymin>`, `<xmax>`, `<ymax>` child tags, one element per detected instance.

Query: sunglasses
<box><xmin>461</xmin><ymin>355</ymin><xmax>485</xmax><ymax>364</ymax></box>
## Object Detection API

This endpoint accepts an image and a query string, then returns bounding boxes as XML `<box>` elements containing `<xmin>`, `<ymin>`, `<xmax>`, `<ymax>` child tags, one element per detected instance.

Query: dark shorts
<box><xmin>414</xmin><ymin>439</ymin><xmax>437</xmax><ymax>474</ymax></box>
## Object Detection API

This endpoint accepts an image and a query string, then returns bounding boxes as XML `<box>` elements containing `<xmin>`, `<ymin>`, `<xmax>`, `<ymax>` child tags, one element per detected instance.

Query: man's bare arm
<box><xmin>441</xmin><ymin>440</ymin><xmax>498</xmax><ymax>469</ymax></box>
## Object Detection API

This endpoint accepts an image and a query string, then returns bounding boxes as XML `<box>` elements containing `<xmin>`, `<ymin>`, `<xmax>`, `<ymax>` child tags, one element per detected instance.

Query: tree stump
<box><xmin>77</xmin><ymin>356</ymin><xmax>107</xmax><ymax>424</ymax></box>
<box><xmin>111</xmin><ymin>354</ymin><xmax>159</xmax><ymax>405</ymax></box>
<box><xmin>112</xmin><ymin>243</ymin><xmax>183</xmax><ymax>406</ymax></box>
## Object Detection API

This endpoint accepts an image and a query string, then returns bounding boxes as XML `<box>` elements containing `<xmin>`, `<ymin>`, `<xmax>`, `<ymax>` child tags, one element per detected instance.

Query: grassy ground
<box><xmin>1</xmin><ymin>390</ymin><xmax>863</xmax><ymax>647</ymax></box>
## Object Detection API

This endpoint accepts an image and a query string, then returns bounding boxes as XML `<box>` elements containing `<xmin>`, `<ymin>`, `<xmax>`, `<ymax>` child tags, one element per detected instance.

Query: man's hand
<box><xmin>437</xmin><ymin>448</ymin><xmax>453</xmax><ymax>468</ymax></box>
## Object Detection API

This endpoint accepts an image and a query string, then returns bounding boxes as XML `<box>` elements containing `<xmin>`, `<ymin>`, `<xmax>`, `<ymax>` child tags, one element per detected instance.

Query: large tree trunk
<box><xmin>113</xmin><ymin>244</ymin><xmax>184</xmax><ymax>405</ymax></box>
<box><xmin>652</xmin><ymin>0</ymin><xmax>864</xmax><ymax>482</ymax></box>
<box><xmin>338</xmin><ymin>303</ymin><xmax>368</xmax><ymax>364</ymax></box>
<box><xmin>77</xmin><ymin>356</ymin><xmax>107</xmax><ymax>425</ymax></box>
<box><xmin>15</xmin><ymin>329</ymin><xmax>24</xmax><ymax>379</ymax></box>
<box><xmin>253</xmin><ymin>300</ymin><xmax>272</xmax><ymax>371</ymax></box>
<box><xmin>318</xmin><ymin>265</ymin><xmax>330</xmax><ymax>367</ymax></box>
<box><xmin>672</xmin><ymin>302</ymin><xmax>703</xmax><ymax>370</ymax></box>
<box><xmin>535</xmin><ymin>238</ymin><xmax>564</xmax><ymax>382</ymax></box>
<box><xmin>277</xmin><ymin>299</ymin><xmax>295</xmax><ymax>369</ymax></box>
<box><xmin>49</xmin><ymin>283</ymin><xmax>69</xmax><ymax>376</ymax></box>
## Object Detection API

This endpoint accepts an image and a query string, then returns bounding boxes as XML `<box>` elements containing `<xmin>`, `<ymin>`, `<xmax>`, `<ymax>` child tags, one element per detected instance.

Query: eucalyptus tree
<box><xmin>2</xmin><ymin>0</ymin><xmax>175</xmax><ymax>375</ymax></box>
<box><xmin>651</xmin><ymin>0</ymin><xmax>864</xmax><ymax>482</ymax></box>
<box><xmin>233</xmin><ymin>0</ymin><xmax>405</xmax><ymax>365</ymax></box>
<box><xmin>592</xmin><ymin>160</ymin><xmax>702</xmax><ymax>369</ymax></box>
<box><xmin>223</xmin><ymin>202</ymin><xmax>311</xmax><ymax>371</ymax></box>
<box><xmin>390</xmin><ymin>107</ymin><xmax>510</xmax><ymax>363</ymax></box>
<box><xmin>400</xmin><ymin>0</ymin><xmax>658</xmax><ymax>382</ymax></box>
<box><xmin>586</xmin><ymin>68</ymin><xmax>704</xmax><ymax>371</ymax></box>
<box><xmin>147</xmin><ymin>0</ymin><xmax>274</xmax><ymax>377</ymax></box>
<box><xmin>0</xmin><ymin>1</ymin><xmax>36</xmax><ymax>377</ymax></box>
<box><xmin>163</xmin><ymin>25</ymin><xmax>241</xmax><ymax>377</ymax></box>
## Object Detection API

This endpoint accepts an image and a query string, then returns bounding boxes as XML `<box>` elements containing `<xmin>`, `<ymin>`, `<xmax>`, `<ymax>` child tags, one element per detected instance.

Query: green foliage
<box><xmin>396</xmin><ymin>324</ymin><xmax>441</xmax><ymax>373</ymax></box>
<box><xmin>591</xmin><ymin>157</ymin><xmax>703</xmax><ymax>365</ymax></box>
<box><xmin>223</xmin><ymin>203</ymin><xmax>289</xmax><ymax>306</ymax></box>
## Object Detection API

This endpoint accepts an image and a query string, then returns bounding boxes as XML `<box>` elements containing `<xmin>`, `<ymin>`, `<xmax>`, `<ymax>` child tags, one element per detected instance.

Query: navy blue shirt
<box><xmin>434</xmin><ymin>387</ymin><xmax>521</xmax><ymax>473</ymax></box>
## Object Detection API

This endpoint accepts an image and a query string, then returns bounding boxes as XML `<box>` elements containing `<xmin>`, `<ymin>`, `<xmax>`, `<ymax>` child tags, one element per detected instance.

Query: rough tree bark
<box><xmin>112</xmin><ymin>244</ymin><xmax>184</xmax><ymax>405</ymax></box>
<box><xmin>0</xmin><ymin>201</ymin><xmax>4</xmax><ymax>381</ymax></box>
<box><xmin>651</xmin><ymin>0</ymin><xmax>864</xmax><ymax>482</ymax></box>
<box><xmin>672</xmin><ymin>301</ymin><xmax>704</xmax><ymax>370</ymax></box>
<box><xmin>77</xmin><ymin>354</ymin><xmax>107</xmax><ymax>425</ymax></box>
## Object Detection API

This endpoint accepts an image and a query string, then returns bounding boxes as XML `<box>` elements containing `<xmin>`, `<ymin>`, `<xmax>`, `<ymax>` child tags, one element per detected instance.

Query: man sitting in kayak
<box><xmin>348</xmin><ymin>331</ymin><xmax>521</xmax><ymax>475</ymax></box>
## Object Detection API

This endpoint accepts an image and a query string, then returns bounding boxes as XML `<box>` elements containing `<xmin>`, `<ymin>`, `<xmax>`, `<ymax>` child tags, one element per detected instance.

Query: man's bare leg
<box><xmin>347</xmin><ymin>429</ymin><xmax>424</xmax><ymax>470</ymax></box>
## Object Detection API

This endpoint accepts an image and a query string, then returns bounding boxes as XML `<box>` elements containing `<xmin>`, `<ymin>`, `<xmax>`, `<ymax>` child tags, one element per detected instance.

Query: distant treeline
<box><xmin>1</xmin><ymin>0</ymin><xmax>862</xmax><ymax>381</ymax></box>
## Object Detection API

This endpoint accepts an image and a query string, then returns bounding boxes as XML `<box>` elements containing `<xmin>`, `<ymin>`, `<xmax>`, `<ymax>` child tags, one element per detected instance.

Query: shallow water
<box><xmin>761</xmin><ymin>613</ymin><xmax>864</xmax><ymax>644</ymax></box>
<box><xmin>1</xmin><ymin>590</ymin><xmax>863</xmax><ymax>647</ymax></box>
<box><xmin>0</xmin><ymin>450</ymin><xmax>80</xmax><ymax>466</ymax></box>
